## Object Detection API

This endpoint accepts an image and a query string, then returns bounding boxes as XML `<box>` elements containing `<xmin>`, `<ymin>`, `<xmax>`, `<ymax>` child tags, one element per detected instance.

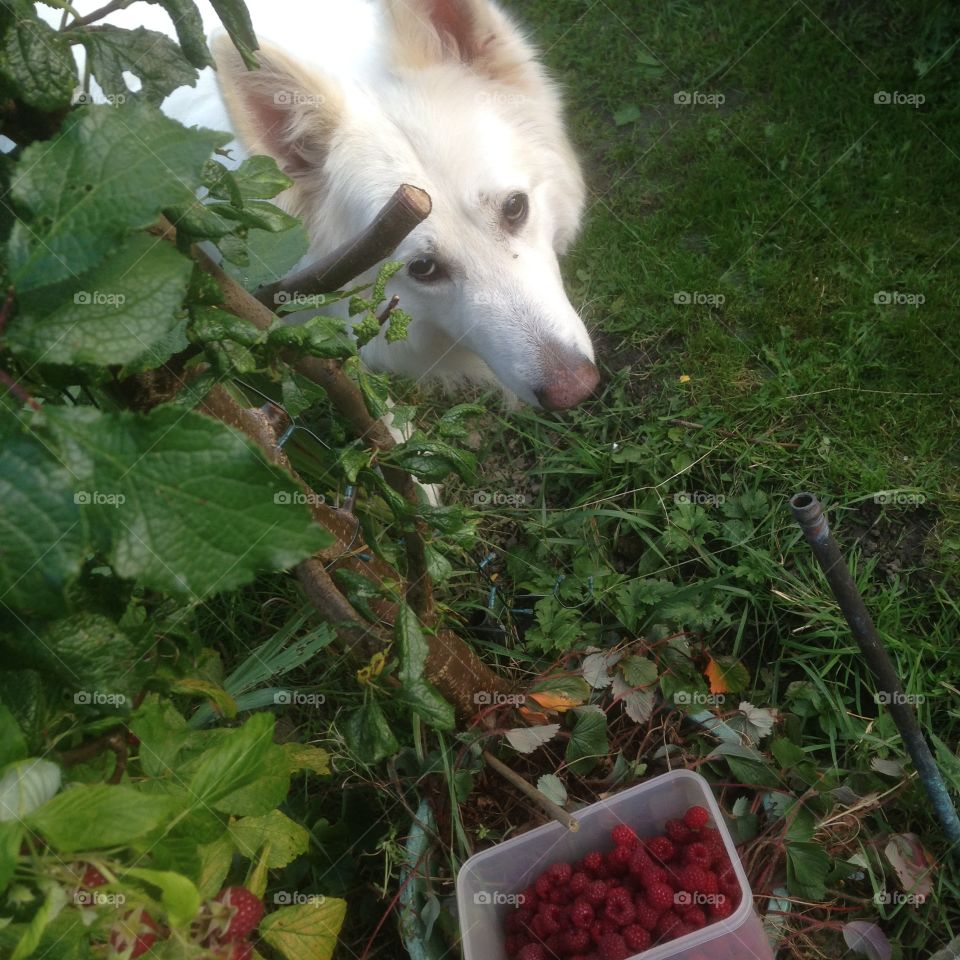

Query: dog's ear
<box><xmin>211</xmin><ymin>34</ymin><xmax>342</xmax><ymax>177</ymax></box>
<box><xmin>383</xmin><ymin>0</ymin><xmax>542</xmax><ymax>89</ymax></box>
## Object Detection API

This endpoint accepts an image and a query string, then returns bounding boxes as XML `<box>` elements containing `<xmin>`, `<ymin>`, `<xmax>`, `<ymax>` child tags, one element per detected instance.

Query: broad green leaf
<box><xmin>208</xmin><ymin>0</ymin><xmax>259</xmax><ymax>68</ymax></box>
<box><xmin>186</xmin><ymin>712</ymin><xmax>275</xmax><ymax>809</ymax></box>
<box><xmin>0</xmin><ymin>672</ymin><xmax>47</xmax><ymax>752</ymax></box>
<box><xmin>146</xmin><ymin>0</ymin><xmax>213</xmax><ymax>69</ymax></box>
<box><xmin>260</xmin><ymin>897</ymin><xmax>347</xmax><ymax>960</ymax></box>
<box><xmin>9</xmin><ymin>235</ymin><xmax>193</xmax><ymax>366</ymax></box>
<box><xmin>0</xmin><ymin>821</ymin><xmax>22</xmax><ymax>894</ymax></box>
<box><xmin>228</xmin><ymin>810</ymin><xmax>309</xmax><ymax>868</ymax></box>
<box><xmin>28</xmin><ymin>784</ymin><xmax>176</xmax><ymax>850</ymax></box>
<box><xmin>129</xmin><ymin>695</ymin><xmax>191</xmax><ymax>779</ymax></box>
<box><xmin>786</xmin><ymin>840</ymin><xmax>829</xmax><ymax>900</ymax></box>
<box><xmin>0</xmin><ymin>433</ymin><xmax>87</xmax><ymax>617</ymax></box>
<box><xmin>123</xmin><ymin>868</ymin><xmax>200</xmax><ymax>927</ymax></box>
<box><xmin>395</xmin><ymin>603</ymin><xmax>454</xmax><ymax>730</ymax></box>
<box><xmin>196</xmin><ymin>833</ymin><xmax>234</xmax><ymax>899</ymax></box>
<box><xmin>619</xmin><ymin>656</ymin><xmax>659</xmax><ymax>688</ymax></box>
<box><xmin>0</xmin><ymin>703</ymin><xmax>27</xmax><ymax>768</ymax></box>
<box><xmin>283</xmin><ymin>742</ymin><xmax>331</xmax><ymax>776</ymax></box>
<box><xmin>215</xmin><ymin>199</ymin><xmax>299</xmax><ymax>232</ymax></box>
<box><xmin>45</xmin><ymin>406</ymin><xmax>331</xmax><ymax>599</ymax></box>
<box><xmin>0</xmin><ymin>759</ymin><xmax>60</xmax><ymax>822</ymax></box>
<box><xmin>208</xmin><ymin>156</ymin><xmax>293</xmax><ymax>201</ymax></box>
<box><xmin>78</xmin><ymin>25</ymin><xmax>197</xmax><ymax>103</ymax></box>
<box><xmin>565</xmin><ymin>706</ymin><xmax>608</xmax><ymax>775</ymax></box>
<box><xmin>213</xmin><ymin>757</ymin><xmax>290</xmax><ymax>816</ymax></box>
<box><xmin>11</xmin><ymin>883</ymin><xmax>68</xmax><ymax>960</ymax></box>
<box><xmin>6</xmin><ymin>103</ymin><xmax>227</xmax><ymax>292</ymax></box>
<box><xmin>343</xmin><ymin>701</ymin><xmax>399</xmax><ymax>764</ymax></box>
<box><xmin>0</xmin><ymin>18</ymin><xmax>76</xmax><ymax>111</ymax></box>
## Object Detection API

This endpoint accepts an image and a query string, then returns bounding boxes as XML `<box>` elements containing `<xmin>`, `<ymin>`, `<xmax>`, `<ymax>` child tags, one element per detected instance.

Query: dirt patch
<box><xmin>842</xmin><ymin>500</ymin><xmax>940</xmax><ymax>583</ymax></box>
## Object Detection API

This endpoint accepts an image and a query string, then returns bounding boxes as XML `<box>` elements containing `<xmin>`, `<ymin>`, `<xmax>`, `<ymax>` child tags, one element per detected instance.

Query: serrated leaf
<box><xmin>7</xmin><ymin>103</ymin><xmax>226</xmax><ymax>292</ymax></box>
<box><xmin>0</xmin><ymin>759</ymin><xmax>61</xmax><ymax>822</ymax></box>
<box><xmin>565</xmin><ymin>707</ymin><xmax>608</xmax><ymax>774</ymax></box>
<box><xmin>843</xmin><ymin>921</ymin><xmax>892</xmax><ymax>960</ymax></box>
<box><xmin>785</xmin><ymin>840</ymin><xmax>829</xmax><ymax>900</ymax></box>
<box><xmin>123</xmin><ymin>867</ymin><xmax>200</xmax><ymax>926</ymax></box>
<box><xmin>228</xmin><ymin>810</ymin><xmax>309</xmax><ymax>868</ymax></box>
<box><xmin>28</xmin><ymin>784</ymin><xmax>175</xmax><ymax>850</ymax></box>
<box><xmin>0</xmin><ymin>432</ymin><xmax>87</xmax><ymax>616</ymax></box>
<box><xmin>79</xmin><ymin>25</ymin><xmax>197</xmax><ymax>103</ymax></box>
<box><xmin>737</xmin><ymin>701</ymin><xmax>777</xmax><ymax>740</ymax></box>
<box><xmin>395</xmin><ymin>602</ymin><xmax>454</xmax><ymax>730</ymax></box>
<box><xmin>45</xmin><ymin>406</ymin><xmax>330</xmax><ymax>599</ymax></box>
<box><xmin>10</xmin><ymin>235</ymin><xmax>193</xmax><ymax>366</ymax></box>
<box><xmin>619</xmin><ymin>655</ymin><xmax>659</xmax><ymax>688</ymax></box>
<box><xmin>536</xmin><ymin>774</ymin><xmax>567</xmax><ymax>806</ymax></box>
<box><xmin>581</xmin><ymin>651</ymin><xmax>619</xmax><ymax>689</ymax></box>
<box><xmin>259</xmin><ymin>897</ymin><xmax>347</xmax><ymax>960</ymax></box>
<box><xmin>504</xmin><ymin>724</ymin><xmax>560</xmax><ymax>754</ymax></box>
<box><xmin>145</xmin><ymin>0</ymin><xmax>213</xmax><ymax>69</ymax></box>
<box><xmin>207</xmin><ymin>155</ymin><xmax>293</xmax><ymax>200</ymax></box>
<box><xmin>0</xmin><ymin>17</ymin><xmax>76</xmax><ymax>111</ymax></box>
<box><xmin>611</xmin><ymin>674</ymin><xmax>655</xmax><ymax>723</ymax></box>
<box><xmin>342</xmin><ymin>701</ymin><xmax>399</xmax><ymax>764</ymax></box>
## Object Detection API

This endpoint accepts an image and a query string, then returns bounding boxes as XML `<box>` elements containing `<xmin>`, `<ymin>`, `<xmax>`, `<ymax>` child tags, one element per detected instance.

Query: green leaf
<box><xmin>786</xmin><ymin>840</ymin><xmax>829</xmax><ymax>900</ymax></box>
<box><xmin>565</xmin><ymin>707</ymin><xmax>608</xmax><ymax>775</ymax></box>
<box><xmin>0</xmin><ymin>432</ymin><xmax>87</xmax><ymax>616</ymax></box>
<box><xmin>196</xmin><ymin>833</ymin><xmax>234</xmax><ymax>899</ymax></box>
<box><xmin>145</xmin><ymin>0</ymin><xmax>214</xmax><ymax>69</ymax></box>
<box><xmin>613</xmin><ymin>104</ymin><xmax>643</xmax><ymax>127</ymax></box>
<box><xmin>0</xmin><ymin>821</ymin><xmax>22</xmax><ymax>894</ymax></box>
<box><xmin>0</xmin><ymin>705</ymin><xmax>26</xmax><ymax>768</ymax></box>
<box><xmin>0</xmin><ymin>759</ymin><xmax>61</xmax><ymax>822</ymax></box>
<box><xmin>78</xmin><ymin>25</ymin><xmax>198</xmax><ymax>103</ymax></box>
<box><xmin>619</xmin><ymin>656</ymin><xmax>659</xmax><ymax>688</ymax></box>
<box><xmin>0</xmin><ymin>17</ymin><xmax>76</xmax><ymax>111</ymax></box>
<box><xmin>221</xmin><ymin>220</ymin><xmax>310</xmax><ymax>290</ymax></box>
<box><xmin>208</xmin><ymin>0</ymin><xmax>259</xmax><ymax>68</ymax></box>
<box><xmin>215</xmin><ymin>199</ymin><xmax>299</xmax><ymax>232</ymax></box>
<box><xmin>0</xmin><ymin>673</ymin><xmax>47</xmax><ymax>752</ymax></box>
<box><xmin>343</xmin><ymin>701</ymin><xmax>399</xmax><ymax>764</ymax></box>
<box><xmin>28</xmin><ymin>784</ymin><xmax>176</xmax><ymax>850</ymax></box>
<box><xmin>45</xmin><ymin>406</ymin><xmax>331</xmax><ymax>599</ymax></box>
<box><xmin>10</xmin><ymin>235</ymin><xmax>193</xmax><ymax>366</ymax></box>
<box><xmin>129</xmin><ymin>695</ymin><xmax>191</xmax><ymax>779</ymax></box>
<box><xmin>186</xmin><ymin>713</ymin><xmax>276</xmax><ymax>810</ymax></box>
<box><xmin>228</xmin><ymin>810</ymin><xmax>309</xmax><ymax>868</ymax></box>
<box><xmin>260</xmin><ymin>898</ymin><xmax>347</xmax><ymax>960</ymax></box>
<box><xmin>6</xmin><ymin>103</ymin><xmax>227</xmax><ymax>292</ymax></box>
<box><xmin>123</xmin><ymin>867</ymin><xmax>200</xmax><ymax>926</ymax></box>
<box><xmin>11</xmin><ymin>883</ymin><xmax>68</xmax><ymax>960</ymax></box>
<box><xmin>395</xmin><ymin>603</ymin><xmax>454</xmax><ymax>730</ymax></box>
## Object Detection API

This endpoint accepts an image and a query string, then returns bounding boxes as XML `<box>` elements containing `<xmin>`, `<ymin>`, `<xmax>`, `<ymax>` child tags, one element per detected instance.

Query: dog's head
<box><xmin>212</xmin><ymin>0</ymin><xmax>598</xmax><ymax>410</ymax></box>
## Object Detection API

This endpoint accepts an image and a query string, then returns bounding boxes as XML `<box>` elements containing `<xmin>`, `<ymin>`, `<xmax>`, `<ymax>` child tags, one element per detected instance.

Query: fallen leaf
<box><xmin>505</xmin><ymin>724</ymin><xmax>561</xmax><ymax>755</ymax></box>
<box><xmin>884</xmin><ymin>833</ymin><xmax>935</xmax><ymax>899</ymax></box>
<box><xmin>843</xmin><ymin>920</ymin><xmax>892</xmax><ymax>960</ymax></box>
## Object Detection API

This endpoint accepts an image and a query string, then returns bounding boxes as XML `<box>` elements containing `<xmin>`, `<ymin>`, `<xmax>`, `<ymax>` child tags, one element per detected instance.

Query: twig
<box><xmin>0</xmin><ymin>370</ymin><xmax>41</xmax><ymax>412</ymax></box>
<box><xmin>63</xmin><ymin>0</ymin><xmax>133</xmax><ymax>29</ymax></box>
<box><xmin>254</xmin><ymin>184</ymin><xmax>431</xmax><ymax>307</ymax></box>
<box><xmin>668</xmin><ymin>417</ymin><xmax>801</xmax><ymax>449</ymax></box>
<box><xmin>482</xmin><ymin>750</ymin><xmax>579</xmax><ymax>832</ymax></box>
<box><xmin>377</xmin><ymin>294</ymin><xmax>401</xmax><ymax>326</ymax></box>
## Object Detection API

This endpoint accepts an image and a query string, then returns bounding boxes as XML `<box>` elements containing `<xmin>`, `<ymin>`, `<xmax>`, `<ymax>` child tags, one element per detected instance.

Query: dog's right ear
<box><xmin>211</xmin><ymin>34</ymin><xmax>342</xmax><ymax>177</ymax></box>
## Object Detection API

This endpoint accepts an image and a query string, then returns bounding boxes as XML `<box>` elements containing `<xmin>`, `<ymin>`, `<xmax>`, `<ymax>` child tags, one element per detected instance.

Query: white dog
<box><xmin>52</xmin><ymin>0</ymin><xmax>599</xmax><ymax>409</ymax></box>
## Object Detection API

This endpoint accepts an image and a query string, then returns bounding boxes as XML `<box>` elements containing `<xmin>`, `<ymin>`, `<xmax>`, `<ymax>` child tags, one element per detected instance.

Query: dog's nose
<box><xmin>534</xmin><ymin>355</ymin><xmax>600</xmax><ymax>410</ymax></box>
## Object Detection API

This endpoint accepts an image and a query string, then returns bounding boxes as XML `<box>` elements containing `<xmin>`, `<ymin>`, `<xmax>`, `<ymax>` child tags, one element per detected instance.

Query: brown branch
<box><xmin>254</xmin><ymin>184</ymin><xmax>432</xmax><ymax>307</ymax></box>
<box><xmin>482</xmin><ymin>750</ymin><xmax>579</xmax><ymax>832</ymax></box>
<box><xmin>63</xmin><ymin>0</ymin><xmax>133</xmax><ymax>29</ymax></box>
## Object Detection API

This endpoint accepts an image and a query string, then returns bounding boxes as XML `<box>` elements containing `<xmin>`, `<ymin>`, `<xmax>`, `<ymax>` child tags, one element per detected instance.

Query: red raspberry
<box><xmin>80</xmin><ymin>864</ymin><xmax>108</xmax><ymax>888</ymax></box>
<box><xmin>504</xmin><ymin>934</ymin><xmax>523</xmax><ymax>956</ymax></box>
<box><xmin>611</xmin><ymin>825</ymin><xmax>638</xmax><ymax>848</ymax></box>
<box><xmin>589</xmin><ymin>919</ymin><xmax>609</xmax><ymax>944</ymax></box>
<box><xmin>582</xmin><ymin>851</ymin><xmax>603</xmax><ymax>874</ymax></box>
<box><xmin>675</xmin><ymin>922</ymin><xmax>696</xmax><ymax>936</ymax></box>
<box><xmin>517</xmin><ymin>945</ymin><xmax>546</xmax><ymax>960</ymax></box>
<box><xmin>665</xmin><ymin>818</ymin><xmax>692</xmax><ymax>844</ymax></box>
<box><xmin>548</xmin><ymin>862</ymin><xmax>573</xmax><ymax>885</ymax></box>
<box><xmin>606</xmin><ymin>844</ymin><xmax>632</xmax><ymax>874</ymax></box>
<box><xmin>518</xmin><ymin>888</ymin><xmax>538</xmax><ymax>910</ymax></box>
<box><xmin>633</xmin><ymin>900</ymin><xmax>659</xmax><ymax>930</ymax></box>
<box><xmin>647</xmin><ymin>837</ymin><xmax>675</xmax><ymax>864</ymax></box>
<box><xmin>604</xmin><ymin>888</ymin><xmax>635</xmax><ymax>927</ymax></box>
<box><xmin>562</xmin><ymin>928</ymin><xmax>591</xmax><ymax>953</ymax></box>
<box><xmin>108</xmin><ymin>909</ymin><xmax>161</xmax><ymax>959</ymax></box>
<box><xmin>544</xmin><ymin>932</ymin><xmax>564</xmax><ymax>955</ymax></box>
<box><xmin>551</xmin><ymin>886</ymin><xmax>573</xmax><ymax>906</ymax></box>
<box><xmin>709</xmin><ymin>893</ymin><xmax>734</xmax><ymax>920</ymax></box>
<box><xmin>683</xmin><ymin>805</ymin><xmax>710</xmax><ymax>830</ymax></box>
<box><xmin>683</xmin><ymin>842</ymin><xmax>713</xmax><ymax>868</ymax></box>
<box><xmin>585</xmin><ymin>880</ymin><xmax>607</xmax><ymax>905</ymax></box>
<box><xmin>598</xmin><ymin>932</ymin><xmax>628</xmax><ymax>960</ymax></box>
<box><xmin>636</xmin><ymin>864</ymin><xmax>668</xmax><ymax>889</ymax></box>
<box><xmin>645</xmin><ymin>882</ymin><xmax>675</xmax><ymax>912</ymax></box>
<box><xmin>569</xmin><ymin>871</ymin><xmax>590</xmax><ymax>896</ymax></box>
<box><xmin>682</xmin><ymin>906</ymin><xmax>707</xmax><ymax>928</ymax></box>
<box><xmin>700</xmin><ymin>827</ymin><xmax>724</xmax><ymax>853</ymax></box>
<box><xmin>654</xmin><ymin>910</ymin><xmax>682</xmax><ymax>941</ymax></box>
<box><xmin>534</xmin><ymin>874</ymin><xmax>553</xmax><ymax>898</ymax></box>
<box><xmin>677</xmin><ymin>865</ymin><xmax>712</xmax><ymax>894</ymax></box>
<box><xmin>211</xmin><ymin>887</ymin><xmax>263</xmax><ymax>944</ymax></box>
<box><xmin>717</xmin><ymin>867</ymin><xmax>739</xmax><ymax>897</ymax></box>
<box><xmin>570</xmin><ymin>899</ymin><xmax>594</xmax><ymax>928</ymax></box>
<box><xmin>623</xmin><ymin>924</ymin><xmax>652</xmax><ymax>951</ymax></box>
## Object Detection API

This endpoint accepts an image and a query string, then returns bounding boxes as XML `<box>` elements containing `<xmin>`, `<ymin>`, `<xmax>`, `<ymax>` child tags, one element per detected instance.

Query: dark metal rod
<box><xmin>789</xmin><ymin>492</ymin><xmax>960</xmax><ymax>854</ymax></box>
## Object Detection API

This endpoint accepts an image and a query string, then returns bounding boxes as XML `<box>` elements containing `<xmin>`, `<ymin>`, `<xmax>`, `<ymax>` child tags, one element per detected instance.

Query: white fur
<box><xmin>43</xmin><ymin>0</ymin><xmax>598</xmax><ymax>409</ymax></box>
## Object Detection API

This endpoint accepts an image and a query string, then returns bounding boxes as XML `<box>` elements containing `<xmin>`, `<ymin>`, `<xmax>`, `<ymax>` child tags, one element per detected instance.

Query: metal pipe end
<box><xmin>790</xmin><ymin>491</ymin><xmax>830</xmax><ymax>541</ymax></box>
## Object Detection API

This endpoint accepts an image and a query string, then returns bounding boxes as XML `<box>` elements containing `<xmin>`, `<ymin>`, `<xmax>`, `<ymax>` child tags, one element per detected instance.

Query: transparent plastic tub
<box><xmin>456</xmin><ymin>769</ymin><xmax>774</xmax><ymax>960</ymax></box>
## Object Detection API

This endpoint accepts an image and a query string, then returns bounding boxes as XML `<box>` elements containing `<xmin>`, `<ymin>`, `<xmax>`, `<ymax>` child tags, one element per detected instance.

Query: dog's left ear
<box><xmin>383</xmin><ymin>0</ymin><xmax>542</xmax><ymax>89</ymax></box>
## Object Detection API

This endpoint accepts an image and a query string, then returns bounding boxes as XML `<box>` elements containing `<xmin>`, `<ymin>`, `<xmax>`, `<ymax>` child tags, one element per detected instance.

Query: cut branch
<box><xmin>254</xmin><ymin>184</ymin><xmax>431</xmax><ymax>307</ymax></box>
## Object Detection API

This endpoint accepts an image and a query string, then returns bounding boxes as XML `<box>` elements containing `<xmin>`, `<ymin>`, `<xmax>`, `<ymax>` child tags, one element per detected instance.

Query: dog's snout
<box><xmin>534</xmin><ymin>354</ymin><xmax>600</xmax><ymax>410</ymax></box>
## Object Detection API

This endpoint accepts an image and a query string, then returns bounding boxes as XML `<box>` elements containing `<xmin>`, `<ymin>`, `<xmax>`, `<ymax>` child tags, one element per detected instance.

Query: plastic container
<box><xmin>456</xmin><ymin>769</ymin><xmax>773</xmax><ymax>960</ymax></box>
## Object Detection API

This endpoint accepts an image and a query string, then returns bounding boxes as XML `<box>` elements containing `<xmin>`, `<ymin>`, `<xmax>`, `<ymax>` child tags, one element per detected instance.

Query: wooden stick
<box><xmin>482</xmin><ymin>750</ymin><xmax>579</xmax><ymax>832</ymax></box>
<box><xmin>255</xmin><ymin>184</ymin><xmax>431</xmax><ymax>306</ymax></box>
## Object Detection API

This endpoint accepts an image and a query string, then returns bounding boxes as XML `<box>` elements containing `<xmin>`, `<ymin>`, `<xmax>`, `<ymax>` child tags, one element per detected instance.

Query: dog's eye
<box><xmin>408</xmin><ymin>257</ymin><xmax>443</xmax><ymax>282</ymax></box>
<box><xmin>502</xmin><ymin>192</ymin><xmax>529</xmax><ymax>227</ymax></box>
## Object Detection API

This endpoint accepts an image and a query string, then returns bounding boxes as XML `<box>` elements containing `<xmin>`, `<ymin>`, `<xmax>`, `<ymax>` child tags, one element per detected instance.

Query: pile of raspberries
<box><xmin>503</xmin><ymin>805</ymin><xmax>742</xmax><ymax>960</ymax></box>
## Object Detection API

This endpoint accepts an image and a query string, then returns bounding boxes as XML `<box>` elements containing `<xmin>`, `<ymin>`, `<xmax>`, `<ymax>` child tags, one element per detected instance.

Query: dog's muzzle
<box><xmin>534</xmin><ymin>353</ymin><xmax>600</xmax><ymax>410</ymax></box>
